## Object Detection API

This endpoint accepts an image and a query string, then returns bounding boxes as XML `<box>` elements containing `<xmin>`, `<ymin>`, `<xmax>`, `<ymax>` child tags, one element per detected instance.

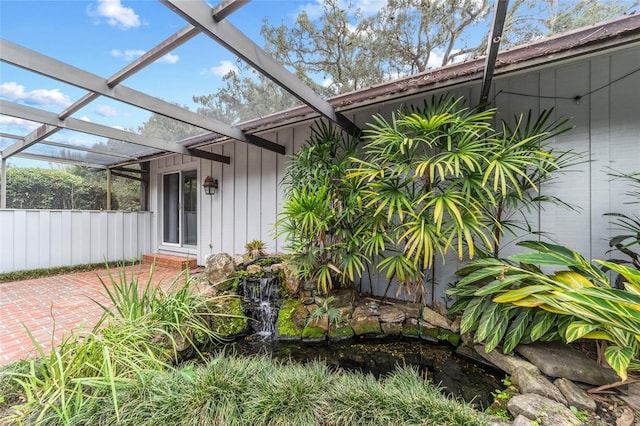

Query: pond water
<box><xmin>226</xmin><ymin>337</ymin><xmax>504</xmax><ymax>409</ymax></box>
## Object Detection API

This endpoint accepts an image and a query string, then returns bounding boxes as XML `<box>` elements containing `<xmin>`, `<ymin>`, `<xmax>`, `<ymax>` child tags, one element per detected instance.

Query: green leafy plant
<box><xmin>245</xmin><ymin>239</ymin><xmax>267</xmax><ymax>260</ymax></box>
<box><xmin>307</xmin><ymin>296</ymin><xmax>343</xmax><ymax>329</ymax></box>
<box><xmin>276</xmin><ymin>120</ymin><xmax>365</xmax><ymax>294</ymax></box>
<box><xmin>348</xmin><ymin>95</ymin><xmax>576</xmax><ymax>301</ymax></box>
<box><xmin>448</xmin><ymin>241</ymin><xmax>640</xmax><ymax>380</ymax></box>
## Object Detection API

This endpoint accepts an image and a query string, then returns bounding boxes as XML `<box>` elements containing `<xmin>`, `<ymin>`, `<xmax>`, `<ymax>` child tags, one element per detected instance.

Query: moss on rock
<box><xmin>276</xmin><ymin>298</ymin><xmax>306</xmax><ymax>339</ymax></box>
<box><xmin>209</xmin><ymin>297</ymin><xmax>248</xmax><ymax>337</ymax></box>
<box><xmin>328</xmin><ymin>324</ymin><xmax>354</xmax><ymax>340</ymax></box>
<box><xmin>302</xmin><ymin>324</ymin><xmax>326</xmax><ymax>340</ymax></box>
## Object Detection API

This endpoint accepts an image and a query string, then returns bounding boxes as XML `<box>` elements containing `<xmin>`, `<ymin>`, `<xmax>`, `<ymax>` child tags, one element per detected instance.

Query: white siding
<box><xmin>0</xmin><ymin>210</ymin><xmax>153</xmax><ymax>273</ymax></box>
<box><xmin>148</xmin><ymin>44</ymin><xmax>640</xmax><ymax>305</ymax></box>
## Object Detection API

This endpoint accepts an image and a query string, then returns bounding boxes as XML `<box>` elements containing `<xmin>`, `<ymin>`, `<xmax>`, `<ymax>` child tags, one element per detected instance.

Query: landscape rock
<box><xmin>283</xmin><ymin>263</ymin><xmax>300</xmax><ymax>295</ymax></box>
<box><xmin>378</xmin><ymin>306</ymin><xmax>405</xmax><ymax>323</ymax></box>
<box><xmin>507</xmin><ymin>393</ymin><xmax>581</xmax><ymax>426</ymax></box>
<box><xmin>512</xmin><ymin>414</ymin><xmax>535</xmax><ymax>426</ymax></box>
<box><xmin>395</xmin><ymin>302</ymin><xmax>421</xmax><ymax>319</ymax></box>
<box><xmin>421</xmin><ymin>306</ymin><xmax>451</xmax><ymax>330</ymax></box>
<box><xmin>204</xmin><ymin>253</ymin><xmax>236</xmax><ymax>286</ymax></box>
<box><xmin>432</xmin><ymin>300</ymin><xmax>448</xmax><ymax>316</ymax></box>
<box><xmin>350</xmin><ymin>306</ymin><xmax>382</xmax><ymax>336</ymax></box>
<box><xmin>246</xmin><ymin>264</ymin><xmax>263</xmax><ymax>274</ymax></box>
<box><xmin>474</xmin><ymin>344</ymin><xmax>540</xmax><ymax>376</ymax></box>
<box><xmin>381</xmin><ymin>322</ymin><xmax>403</xmax><ymax>335</ymax></box>
<box><xmin>554</xmin><ymin>378</ymin><xmax>596</xmax><ymax>413</ymax></box>
<box><xmin>511</xmin><ymin>368</ymin><xmax>567</xmax><ymax>405</ymax></box>
<box><xmin>517</xmin><ymin>341</ymin><xmax>620</xmax><ymax>385</ymax></box>
<box><xmin>232</xmin><ymin>254</ymin><xmax>245</xmax><ymax>268</ymax></box>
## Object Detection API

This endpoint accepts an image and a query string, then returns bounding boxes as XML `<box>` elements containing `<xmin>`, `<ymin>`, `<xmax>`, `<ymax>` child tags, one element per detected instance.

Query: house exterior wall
<box><xmin>149</xmin><ymin>43</ymin><xmax>640</xmax><ymax>304</ymax></box>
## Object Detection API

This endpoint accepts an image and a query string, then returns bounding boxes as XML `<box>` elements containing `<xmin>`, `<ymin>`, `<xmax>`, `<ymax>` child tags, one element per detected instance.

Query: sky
<box><xmin>0</xmin><ymin>0</ymin><xmax>390</xmax><ymax>167</ymax></box>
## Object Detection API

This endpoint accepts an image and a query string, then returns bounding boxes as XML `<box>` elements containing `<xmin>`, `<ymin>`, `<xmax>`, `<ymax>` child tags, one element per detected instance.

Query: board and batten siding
<box><xmin>0</xmin><ymin>210</ymin><xmax>153</xmax><ymax>273</ymax></box>
<box><xmin>150</xmin><ymin>44</ymin><xmax>639</xmax><ymax>304</ymax></box>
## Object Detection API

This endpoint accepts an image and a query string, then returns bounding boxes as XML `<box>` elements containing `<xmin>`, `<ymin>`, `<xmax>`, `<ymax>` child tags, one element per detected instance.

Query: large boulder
<box><xmin>474</xmin><ymin>344</ymin><xmax>540</xmax><ymax>376</ymax></box>
<box><xmin>204</xmin><ymin>253</ymin><xmax>236</xmax><ymax>287</ymax></box>
<box><xmin>511</xmin><ymin>368</ymin><xmax>567</xmax><ymax>405</ymax></box>
<box><xmin>517</xmin><ymin>341</ymin><xmax>620</xmax><ymax>385</ymax></box>
<box><xmin>421</xmin><ymin>305</ymin><xmax>452</xmax><ymax>330</ymax></box>
<box><xmin>554</xmin><ymin>378</ymin><xmax>596</xmax><ymax>413</ymax></box>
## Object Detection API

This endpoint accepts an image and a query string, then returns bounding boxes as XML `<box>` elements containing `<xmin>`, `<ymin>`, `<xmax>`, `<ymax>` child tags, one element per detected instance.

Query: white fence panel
<box><xmin>0</xmin><ymin>210</ymin><xmax>154</xmax><ymax>274</ymax></box>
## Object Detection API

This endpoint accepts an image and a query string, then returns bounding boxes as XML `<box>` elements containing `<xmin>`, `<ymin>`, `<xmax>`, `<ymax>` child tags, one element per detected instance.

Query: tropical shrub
<box><xmin>277</xmin><ymin>121</ymin><xmax>366</xmax><ymax>293</ymax></box>
<box><xmin>348</xmin><ymin>96</ymin><xmax>576</xmax><ymax>301</ymax></box>
<box><xmin>448</xmin><ymin>241</ymin><xmax>640</xmax><ymax>380</ymax></box>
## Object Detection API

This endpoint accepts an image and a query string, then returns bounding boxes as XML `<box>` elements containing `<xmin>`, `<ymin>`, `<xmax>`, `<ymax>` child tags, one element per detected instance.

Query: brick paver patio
<box><xmin>0</xmin><ymin>264</ymin><xmax>202</xmax><ymax>365</ymax></box>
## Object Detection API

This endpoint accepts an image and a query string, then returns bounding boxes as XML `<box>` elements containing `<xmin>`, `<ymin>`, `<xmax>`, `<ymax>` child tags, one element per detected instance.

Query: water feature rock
<box><xmin>432</xmin><ymin>300</ymin><xmax>448</xmax><ymax>316</ymax></box>
<box><xmin>517</xmin><ymin>341</ymin><xmax>620</xmax><ymax>385</ymax></box>
<box><xmin>511</xmin><ymin>368</ymin><xmax>567</xmax><ymax>404</ymax></box>
<box><xmin>507</xmin><ymin>393</ymin><xmax>581</xmax><ymax>426</ymax></box>
<box><xmin>205</xmin><ymin>253</ymin><xmax>236</xmax><ymax>286</ymax></box>
<box><xmin>329</xmin><ymin>324</ymin><xmax>354</xmax><ymax>341</ymax></box>
<box><xmin>283</xmin><ymin>263</ymin><xmax>300</xmax><ymax>295</ymax></box>
<box><xmin>351</xmin><ymin>305</ymin><xmax>381</xmax><ymax>336</ymax></box>
<box><xmin>246</xmin><ymin>264</ymin><xmax>262</xmax><ymax>274</ymax></box>
<box><xmin>378</xmin><ymin>306</ymin><xmax>405</xmax><ymax>323</ymax></box>
<box><xmin>553</xmin><ymin>378</ymin><xmax>596</xmax><ymax>413</ymax></box>
<box><xmin>276</xmin><ymin>299</ymin><xmax>307</xmax><ymax>340</ymax></box>
<box><xmin>402</xmin><ymin>317</ymin><xmax>420</xmax><ymax>337</ymax></box>
<box><xmin>396</xmin><ymin>302</ymin><xmax>421</xmax><ymax>319</ymax></box>
<box><xmin>381</xmin><ymin>322</ymin><xmax>403</xmax><ymax>335</ymax></box>
<box><xmin>421</xmin><ymin>305</ymin><xmax>452</xmax><ymax>330</ymax></box>
<box><xmin>474</xmin><ymin>344</ymin><xmax>540</xmax><ymax>376</ymax></box>
<box><xmin>270</xmin><ymin>263</ymin><xmax>283</xmax><ymax>272</ymax></box>
<box><xmin>232</xmin><ymin>254</ymin><xmax>245</xmax><ymax>268</ymax></box>
<box><xmin>511</xmin><ymin>414</ymin><xmax>535</xmax><ymax>426</ymax></box>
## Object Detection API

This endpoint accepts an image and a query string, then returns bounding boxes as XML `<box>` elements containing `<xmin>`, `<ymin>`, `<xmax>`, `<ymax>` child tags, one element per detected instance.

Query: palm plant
<box><xmin>448</xmin><ymin>241</ymin><xmax>640</xmax><ymax>380</ymax></box>
<box><xmin>349</xmin><ymin>95</ymin><xmax>576</xmax><ymax>301</ymax></box>
<box><xmin>277</xmin><ymin>121</ymin><xmax>366</xmax><ymax>294</ymax></box>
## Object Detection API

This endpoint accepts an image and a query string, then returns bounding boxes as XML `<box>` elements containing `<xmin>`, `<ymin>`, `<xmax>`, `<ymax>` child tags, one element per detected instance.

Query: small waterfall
<box><xmin>239</xmin><ymin>277</ymin><xmax>279</xmax><ymax>339</ymax></box>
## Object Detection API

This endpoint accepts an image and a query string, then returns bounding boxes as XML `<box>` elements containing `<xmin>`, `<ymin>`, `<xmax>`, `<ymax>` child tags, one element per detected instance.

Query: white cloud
<box><xmin>110</xmin><ymin>48</ymin><xmax>145</xmax><ymax>61</ymax></box>
<box><xmin>95</xmin><ymin>104</ymin><xmax>118</xmax><ymax>117</ymax></box>
<box><xmin>209</xmin><ymin>60</ymin><xmax>239</xmax><ymax>77</ymax></box>
<box><xmin>0</xmin><ymin>116</ymin><xmax>40</xmax><ymax>132</ymax></box>
<box><xmin>91</xmin><ymin>0</ymin><xmax>140</xmax><ymax>29</ymax></box>
<box><xmin>158</xmin><ymin>53</ymin><xmax>179</xmax><ymax>64</ymax></box>
<box><xmin>0</xmin><ymin>82</ymin><xmax>72</xmax><ymax>108</ymax></box>
<box><xmin>79</xmin><ymin>116</ymin><xmax>92</xmax><ymax>122</ymax></box>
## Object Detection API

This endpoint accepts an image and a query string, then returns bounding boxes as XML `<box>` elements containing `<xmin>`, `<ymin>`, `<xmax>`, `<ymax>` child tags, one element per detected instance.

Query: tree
<box><xmin>5</xmin><ymin>167</ymin><xmax>111</xmax><ymax>210</ymax></box>
<box><xmin>189</xmin><ymin>0</ymin><xmax>635</xmax><ymax>123</ymax></box>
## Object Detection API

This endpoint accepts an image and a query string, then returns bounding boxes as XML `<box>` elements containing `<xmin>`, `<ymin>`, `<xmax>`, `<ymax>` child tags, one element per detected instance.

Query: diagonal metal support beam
<box><xmin>479</xmin><ymin>0</ymin><xmax>509</xmax><ymax>106</ymax></box>
<box><xmin>161</xmin><ymin>0</ymin><xmax>361</xmax><ymax>137</ymax></box>
<box><xmin>0</xmin><ymin>26</ymin><xmax>201</xmax><ymax>159</ymax></box>
<box><xmin>211</xmin><ymin>0</ymin><xmax>250</xmax><ymax>22</ymax></box>
<box><xmin>0</xmin><ymin>100</ymin><xmax>230</xmax><ymax>164</ymax></box>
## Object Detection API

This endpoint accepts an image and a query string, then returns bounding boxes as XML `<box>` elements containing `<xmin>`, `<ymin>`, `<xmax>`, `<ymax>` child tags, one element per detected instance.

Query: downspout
<box><xmin>479</xmin><ymin>0</ymin><xmax>509</xmax><ymax>107</ymax></box>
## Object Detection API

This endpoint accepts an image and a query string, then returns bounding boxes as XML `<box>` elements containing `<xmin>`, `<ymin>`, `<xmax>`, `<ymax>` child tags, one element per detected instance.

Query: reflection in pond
<box><xmin>225</xmin><ymin>338</ymin><xmax>503</xmax><ymax>408</ymax></box>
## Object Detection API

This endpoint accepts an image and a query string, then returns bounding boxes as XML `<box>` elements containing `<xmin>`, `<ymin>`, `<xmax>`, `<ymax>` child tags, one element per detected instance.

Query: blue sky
<box><xmin>1</xmin><ymin>0</ymin><xmax>391</xmax><ymax>167</ymax></box>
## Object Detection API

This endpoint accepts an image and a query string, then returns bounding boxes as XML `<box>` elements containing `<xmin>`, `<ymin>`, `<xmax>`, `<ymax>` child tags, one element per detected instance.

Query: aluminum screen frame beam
<box><xmin>0</xmin><ymin>25</ymin><xmax>201</xmax><ymax>160</ymax></box>
<box><xmin>0</xmin><ymin>100</ymin><xmax>231</xmax><ymax>164</ymax></box>
<box><xmin>161</xmin><ymin>0</ymin><xmax>361</xmax><ymax>137</ymax></box>
<box><xmin>479</xmin><ymin>0</ymin><xmax>509</xmax><ymax>106</ymax></box>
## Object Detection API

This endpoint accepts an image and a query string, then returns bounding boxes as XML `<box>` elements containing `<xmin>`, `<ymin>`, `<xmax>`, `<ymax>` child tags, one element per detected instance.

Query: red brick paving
<box><xmin>0</xmin><ymin>264</ymin><xmax>202</xmax><ymax>365</ymax></box>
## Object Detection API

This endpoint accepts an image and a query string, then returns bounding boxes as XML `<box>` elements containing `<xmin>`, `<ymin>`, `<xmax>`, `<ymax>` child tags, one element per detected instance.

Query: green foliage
<box><xmin>347</xmin><ymin>96</ymin><xmax>576</xmax><ymax>301</ymax></box>
<box><xmin>0</xmin><ymin>259</ymin><xmax>138</xmax><ymax>283</ymax></box>
<box><xmin>448</xmin><ymin>241</ymin><xmax>640</xmax><ymax>380</ymax></box>
<box><xmin>0</xmin><ymin>265</ymin><xmax>228</xmax><ymax>425</ymax></box>
<box><xmin>278</xmin><ymin>96</ymin><xmax>576</xmax><ymax>301</ymax></box>
<box><xmin>2</xmin><ymin>352</ymin><xmax>491</xmax><ymax>426</ymax></box>
<box><xmin>4</xmin><ymin>167</ymin><xmax>110</xmax><ymax>210</ymax></box>
<box><xmin>245</xmin><ymin>239</ymin><xmax>267</xmax><ymax>259</ymax></box>
<box><xmin>276</xmin><ymin>120</ymin><xmax>364</xmax><ymax>294</ymax></box>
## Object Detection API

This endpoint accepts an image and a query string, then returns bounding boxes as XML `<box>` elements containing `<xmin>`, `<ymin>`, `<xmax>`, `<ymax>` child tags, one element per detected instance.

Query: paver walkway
<box><xmin>0</xmin><ymin>264</ymin><xmax>202</xmax><ymax>365</ymax></box>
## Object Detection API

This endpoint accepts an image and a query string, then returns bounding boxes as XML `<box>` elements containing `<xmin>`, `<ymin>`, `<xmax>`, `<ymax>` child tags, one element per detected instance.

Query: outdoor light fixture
<box><xmin>203</xmin><ymin>176</ymin><xmax>219</xmax><ymax>195</ymax></box>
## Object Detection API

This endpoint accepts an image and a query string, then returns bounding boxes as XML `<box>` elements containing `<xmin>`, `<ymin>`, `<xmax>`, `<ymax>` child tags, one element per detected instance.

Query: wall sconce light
<box><xmin>203</xmin><ymin>176</ymin><xmax>218</xmax><ymax>195</ymax></box>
